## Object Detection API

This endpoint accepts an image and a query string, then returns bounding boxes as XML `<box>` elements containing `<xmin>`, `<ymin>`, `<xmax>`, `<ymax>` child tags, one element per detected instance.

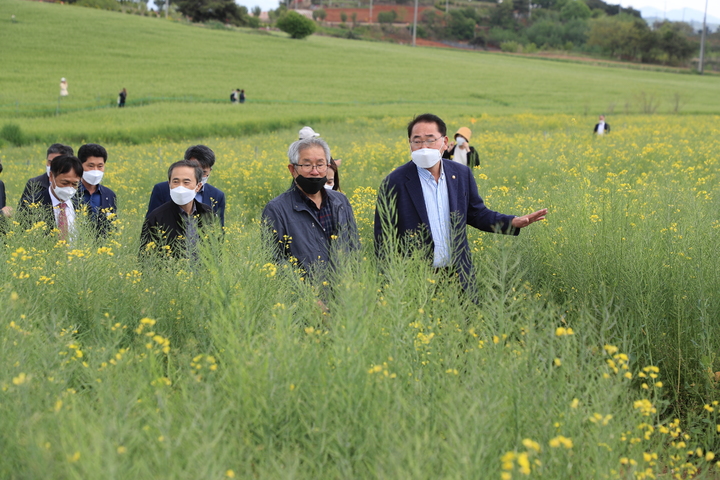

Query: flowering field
<box><xmin>2</xmin><ymin>114</ymin><xmax>720</xmax><ymax>478</ymax></box>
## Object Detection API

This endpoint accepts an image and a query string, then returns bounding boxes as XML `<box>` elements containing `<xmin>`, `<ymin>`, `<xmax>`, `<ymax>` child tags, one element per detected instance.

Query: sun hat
<box><xmin>298</xmin><ymin>126</ymin><xmax>320</xmax><ymax>140</ymax></box>
<box><xmin>454</xmin><ymin>127</ymin><xmax>472</xmax><ymax>142</ymax></box>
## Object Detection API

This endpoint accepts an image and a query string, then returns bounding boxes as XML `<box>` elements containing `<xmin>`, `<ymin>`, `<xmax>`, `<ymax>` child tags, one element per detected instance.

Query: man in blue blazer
<box><xmin>374</xmin><ymin>113</ymin><xmax>547</xmax><ymax>293</ymax></box>
<box><xmin>77</xmin><ymin>143</ymin><xmax>117</xmax><ymax>239</ymax></box>
<box><xmin>146</xmin><ymin>145</ymin><xmax>226</xmax><ymax>226</ymax></box>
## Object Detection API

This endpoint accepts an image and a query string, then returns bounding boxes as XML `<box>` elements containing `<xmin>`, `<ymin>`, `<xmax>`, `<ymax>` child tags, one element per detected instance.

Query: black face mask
<box><xmin>295</xmin><ymin>174</ymin><xmax>327</xmax><ymax>195</ymax></box>
<box><xmin>0</xmin><ymin>163</ymin><xmax>3</xmax><ymax>174</ymax></box>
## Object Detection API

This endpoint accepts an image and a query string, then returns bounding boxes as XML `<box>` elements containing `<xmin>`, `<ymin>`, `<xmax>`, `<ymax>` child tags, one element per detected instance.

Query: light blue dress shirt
<box><xmin>417</xmin><ymin>163</ymin><xmax>451</xmax><ymax>267</ymax></box>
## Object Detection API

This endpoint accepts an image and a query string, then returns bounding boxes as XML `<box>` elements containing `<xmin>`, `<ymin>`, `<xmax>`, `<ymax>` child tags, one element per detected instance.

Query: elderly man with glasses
<box><xmin>374</xmin><ymin>113</ymin><xmax>547</xmax><ymax>296</ymax></box>
<box><xmin>262</xmin><ymin>137</ymin><xmax>359</xmax><ymax>277</ymax></box>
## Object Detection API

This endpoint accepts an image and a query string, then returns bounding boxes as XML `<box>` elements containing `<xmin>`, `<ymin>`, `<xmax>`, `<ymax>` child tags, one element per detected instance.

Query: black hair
<box><xmin>184</xmin><ymin>145</ymin><xmax>215</xmax><ymax>169</ymax></box>
<box><xmin>328</xmin><ymin>158</ymin><xmax>340</xmax><ymax>192</ymax></box>
<box><xmin>49</xmin><ymin>155</ymin><xmax>83</xmax><ymax>178</ymax></box>
<box><xmin>77</xmin><ymin>143</ymin><xmax>108</xmax><ymax>163</ymax></box>
<box><xmin>167</xmin><ymin>159</ymin><xmax>203</xmax><ymax>183</ymax></box>
<box><xmin>407</xmin><ymin>113</ymin><xmax>447</xmax><ymax>138</ymax></box>
<box><xmin>47</xmin><ymin>143</ymin><xmax>74</xmax><ymax>158</ymax></box>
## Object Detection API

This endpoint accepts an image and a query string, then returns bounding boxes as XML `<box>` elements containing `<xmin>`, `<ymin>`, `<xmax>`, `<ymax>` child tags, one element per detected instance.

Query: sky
<box><xmin>621</xmin><ymin>0</ymin><xmax>720</xmax><ymax>21</ymax></box>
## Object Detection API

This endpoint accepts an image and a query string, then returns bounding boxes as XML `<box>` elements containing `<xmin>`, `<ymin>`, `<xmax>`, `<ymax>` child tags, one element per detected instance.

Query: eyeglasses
<box><xmin>295</xmin><ymin>164</ymin><xmax>328</xmax><ymax>173</ymax></box>
<box><xmin>410</xmin><ymin>137</ymin><xmax>443</xmax><ymax>147</ymax></box>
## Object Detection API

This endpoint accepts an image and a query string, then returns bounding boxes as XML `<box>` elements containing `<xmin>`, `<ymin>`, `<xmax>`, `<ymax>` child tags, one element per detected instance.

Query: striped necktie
<box><xmin>58</xmin><ymin>202</ymin><xmax>68</xmax><ymax>239</ymax></box>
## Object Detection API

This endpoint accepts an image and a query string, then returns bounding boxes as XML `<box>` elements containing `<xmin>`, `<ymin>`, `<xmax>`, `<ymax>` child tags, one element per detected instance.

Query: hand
<box><xmin>511</xmin><ymin>208</ymin><xmax>547</xmax><ymax>228</ymax></box>
<box><xmin>1</xmin><ymin>206</ymin><xmax>13</xmax><ymax>217</ymax></box>
<box><xmin>447</xmin><ymin>141</ymin><xmax>456</xmax><ymax>150</ymax></box>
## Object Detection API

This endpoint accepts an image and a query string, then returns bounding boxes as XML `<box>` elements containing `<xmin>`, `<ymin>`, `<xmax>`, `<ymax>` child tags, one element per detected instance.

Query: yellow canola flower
<box><xmin>549</xmin><ymin>435</ymin><xmax>573</xmax><ymax>449</ymax></box>
<box><xmin>522</xmin><ymin>438</ymin><xmax>541</xmax><ymax>452</ymax></box>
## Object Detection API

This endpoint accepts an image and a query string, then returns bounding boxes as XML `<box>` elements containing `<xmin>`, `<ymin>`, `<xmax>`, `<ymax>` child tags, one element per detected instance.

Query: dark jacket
<box><xmin>78</xmin><ymin>183</ymin><xmax>117</xmax><ymax>238</ymax></box>
<box><xmin>262</xmin><ymin>183</ymin><xmax>360</xmax><ymax>274</ymax></box>
<box><xmin>140</xmin><ymin>200</ymin><xmax>218</xmax><ymax>258</ymax></box>
<box><xmin>443</xmin><ymin>145</ymin><xmax>480</xmax><ymax>168</ymax></box>
<box><xmin>593</xmin><ymin>122</ymin><xmax>610</xmax><ymax>134</ymax></box>
<box><xmin>374</xmin><ymin>160</ymin><xmax>518</xmax><ymax>290</ymax></box>
<box><xmin>0</xmin><ymin>179</ymin><xmax>6</xmax><ymax>210</ymax></box>
<box><xmin>18</xmin><ymin>174</ymin><xmax>50</xmax><ymax>209</ymax></box>
<box><xmin>147</xmin><ymin>181</ymin><xmax>226</xmax><ymax>226</ymax></box>
<box><xmin>16</xmin><ymin>181</ymin><xmax>81</xmax><ymax>233</ymax></box>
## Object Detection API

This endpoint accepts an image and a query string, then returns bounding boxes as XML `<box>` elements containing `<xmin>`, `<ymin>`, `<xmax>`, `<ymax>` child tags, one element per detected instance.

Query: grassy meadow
<box><xmin>3</xmin><ymin>0</ymin><xmax>720</xmax><ymax>478</ymax></box>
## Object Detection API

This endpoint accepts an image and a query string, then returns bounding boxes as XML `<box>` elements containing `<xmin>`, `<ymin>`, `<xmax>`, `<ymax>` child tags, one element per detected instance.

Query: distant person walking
<box><xmin>594</xmin><ymin>115</ymin><xmax>610</xmax><ymax>135</ymax></box>
<box><xmin>239</xmin><ymin>89</ymin><xmax>246</xmax><ymax>103</ymax></box>
<box><xmin>60</xmin><ymin>78</ymin><xmax>69</xmax><ymax>97</ymax></box>
<box><xmin>118</xmin><ymin>88</ymin><xmax>127</xmax><ymax>107</ymax></box>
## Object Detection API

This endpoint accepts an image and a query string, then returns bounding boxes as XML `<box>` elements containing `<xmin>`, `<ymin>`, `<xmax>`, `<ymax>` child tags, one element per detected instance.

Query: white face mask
<box><xmin>82</xmin><ymin>169</ymin><xmax>104</xmax><ymax>186</ymax></box>
<box><xmin>53</xmin><ymin>185</ymin><xmax>77</xmax><ymax>202</ymax></box>
<box><xmin>46</xmin><ymin>166</ymin><xmax>51</xmax><ymax>177</ymax></box>
<box><xmin>170</xmin><ymin>186</ymin><xmax>196</xmax><ymax>206</ymax></box>
<box><xmin>324</xmin><ymin>184</ymin><xmax>334</xmax><ymax>191</ymax></box>
<box><xmin>456</xmin><ymin>136</ymin><xmax>467</xmax><ymax>146</ymax></box>
<box><xmin>411</xmin><ymin>148</ymin><xmax>442</xmax><ymax>169</ymax></box>
<box><xmin>202</xmin><ymin>175</ymin><xmax>210</xmax><ymax>185</ymax></box>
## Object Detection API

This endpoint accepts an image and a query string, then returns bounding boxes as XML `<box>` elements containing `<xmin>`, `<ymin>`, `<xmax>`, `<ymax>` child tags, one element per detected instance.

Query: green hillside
<box><xmin>1</xmin><ymin>0</ymin><xmax>719</xmax><ymax>143</ymax></box>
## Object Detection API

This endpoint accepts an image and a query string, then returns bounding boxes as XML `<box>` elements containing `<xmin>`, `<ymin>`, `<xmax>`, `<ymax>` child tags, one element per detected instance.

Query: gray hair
<box><xmin>287</xmin><ymin>137</ymin><xmax>331</xmax><ymax>165</ymax></box>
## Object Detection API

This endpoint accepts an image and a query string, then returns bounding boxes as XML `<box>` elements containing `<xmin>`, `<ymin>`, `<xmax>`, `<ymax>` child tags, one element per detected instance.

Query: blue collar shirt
<box><xmin>417</xmin><ymin>162</ymin><xmax>451</xmax><ymax>267</ymax></box>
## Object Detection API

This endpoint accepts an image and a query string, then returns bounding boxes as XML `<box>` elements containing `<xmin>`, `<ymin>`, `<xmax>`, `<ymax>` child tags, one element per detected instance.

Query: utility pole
<box><xmin>165</xmin><ymin>0</ymin><xmax>168</xmax><ymax>18</ymax></box>
<box><xmin>412</xmin><ymin>0</ymin><xmax>418</xmax><ymax>47</ymax></box>
<box><xmin>698</xmin><ymin>0</ymin><xmax>708</xmax><ymax>74</ymax></box>
<box><xmin>369</xmin><ymin>0</ymin><xmax>373</xmax><ymax>25</ymax></box>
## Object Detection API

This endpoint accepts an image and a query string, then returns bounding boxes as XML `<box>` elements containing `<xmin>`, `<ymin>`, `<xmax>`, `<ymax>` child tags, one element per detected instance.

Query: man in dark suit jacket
<box><xmin>18</xmin><ymin>143</ymin><xmax>74</xmax><ymax>209</ymax></box>
<box><xmin>140</xmin><ymin>160</ymin><xmax>218</xmax><ymax>259</ymax></box>
<box><xmin>77</xmin><ymin>143</ymin><xmax>117</xmax><ymax>239</ymax></box>
<box><xmin>374</xmin><ymin>113</ymin><xmax>547</xmax><ymax>292</ymax></box>
<box><xmin>593</xmin><ymin>115</ymin><xmax>610</xmax><ymax>135</ymax></box>
<box><xmin>17</xmin><ymin>155</ymin><xmax>83</xmax><ymax>237</ymax></box>
<box><xmin>146</xmin><ymin>145</ymin><xmax>226</xmax><ymax>226</ymax></box>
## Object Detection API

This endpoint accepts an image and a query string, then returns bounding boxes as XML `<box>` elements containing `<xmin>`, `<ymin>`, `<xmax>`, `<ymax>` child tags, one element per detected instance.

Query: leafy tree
<box><xmin>655</xmin><ymin>21</ymin><xmax>697</xmax><ymax>63</ymax></box>
<box><xmin>175</xmin><ymin>0</ymin><xmax>250</xmax><ymax>25</ymax></box>
<box><xmin>377</xmin><ymin>10</ymin><xmax>397</xmax><ymax>24</ymax></box>
<box><xmin>447</xmin><ymin>9</ymin><xmax>477</xmax><ymax>40</ymax></box>
<box><xmin>276</xmin><ymin>10</ymin><xmax>316</xmax><ymax>39</ymax></box>
<box><xmin>559</xmin><ymin>0</ymin><xmax>591</xmax><ymax>21</ymax></box>
<box><xmin>312</xmin><ymin>8</ymin><xmax>326</xmax><ymax>21</ymax></box>
<box><xmin>252</xmin><ymin>6</ymin><xmax>261</xmax><ymax>17</ymax></box>
<box><xmin>489</xmin><ymin>0</ymin><xmax>517</xmax><ymax>30</ymax></box>
<box><xmin>340</xmin><ymin>12</ymin><xmax>347</xmax><ymax>23</ymax></box>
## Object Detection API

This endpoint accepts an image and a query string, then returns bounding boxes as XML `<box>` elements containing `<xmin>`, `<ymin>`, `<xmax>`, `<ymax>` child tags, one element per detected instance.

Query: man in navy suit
<box><xmin>18</xmin><ymin>143</ymin><xmax>74</xmax><ymax>209</ymax></box>
<box><xmin>374</xmin><ymin>113</ymin><xmax>547</xmax><ymax>292</ymax></box>
<box><xmin>77</xmin><ymin>143</ymin><xmax>117</xmax><ymax>239</ymax></box>
<box><xmin>146</xmin><ymin>145</ymin><xmax>226</xmax><ymax>226</ymax></box>
<box><xmin>17</xmin><ymin>154</ymin><xmax>83</xmax><ymax>238</ymax></box>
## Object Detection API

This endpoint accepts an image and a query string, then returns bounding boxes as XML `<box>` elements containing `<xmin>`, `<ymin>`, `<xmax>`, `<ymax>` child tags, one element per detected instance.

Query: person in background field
<box><xmin>60</xmin><ymin>78</ymin><xmax>68</xmax><ymax>97</ymax></box>
<box><xmin>325</xmin><ymin>159</ymin><xmax>341</xmax><ymax>192</ymax></box>
<box><xmin>146</xmin><ymin>145</ymin><xmax>226</xmax><ymax>226</ymax></box>
<box><xmin>374</xmin><ymin>113</ymin><xmax>547</xmax><ymax>296</ymax></box>
<box><xmin>77</xmin><ymin>143</ymin><xmax>117</xmax><ymax>238</ymax></box>
<box><xmin>594</xmin><ymin>115</ymin><xmax>610</xmax><ymax>135</ymax></box>
<box><xmin>442</xmin><ymin>127</ymin><xmax>479</xmax><ymax>168</ymax></box>
<box><xmin>230</xmin><ymin>89</ymin><xmax>238</xmax><ymax>103</ymax></box>
<box><xmin>0</xmin><ymin>160</ymin><xmax>12</xmax><ymax>218</ymax></box>
<box><xmin>239</xmin><ymin>89</ymin><xmax>246</xmax><ymax>103</ymax></box>
<box><xmin>18</xmin><ymin>143</ymin><xmax>74</xmax><ymax>208</ymax></box>
<box><xmin>118</xmin><ymin>88</ymin><xmax>127</xmax><ymax>108</ymax></box>
<box><xmin>140</xmin><ymin>160</ymin><xmax>218</xmax><ymax>259</ymax></box>
<box><xmin>262</xmin><ymin>137</ymin><xmax>359</xmax><ymax>277</ymax></box>
<box><xmin>17</xmin><ymin>155</ymin><xmax>83</xmax><ymax>239</ymax></box>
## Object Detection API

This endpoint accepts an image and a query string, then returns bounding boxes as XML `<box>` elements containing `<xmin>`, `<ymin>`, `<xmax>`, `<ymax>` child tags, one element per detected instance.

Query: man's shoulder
<box><xmin>98</xmin><ymin>184</ymin><xmax>117</xmax><ymax>198</ymax></box>
<box><xmin>204</xmin><ymin>183</ymin><xmax>225</xmax><ymax>197</ymax></box>
<box><xmin>327</xmin><ymin>189</ymin><xmax>352</xmax><ymax>206</ymax></box>
<box><xmin>25</xmin><ymin>174</ymin><xmax>49</xmax><ymax>188</ymax></box>
<box><xmin>384</xmin><ymin>161</ymin><xmax>415</xmax><ymax>182</ymax></box>
<box><xmin>146</xmin><ymin>201</ymin><xmax>176</xmax><ymax>221</ymax></box>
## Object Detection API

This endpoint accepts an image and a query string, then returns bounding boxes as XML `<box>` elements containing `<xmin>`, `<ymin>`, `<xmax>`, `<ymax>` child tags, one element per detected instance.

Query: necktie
<box><xmin>58</xmin><ymin>202</ymin><xmax>68</xmax><ymax>239</ymax></box>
